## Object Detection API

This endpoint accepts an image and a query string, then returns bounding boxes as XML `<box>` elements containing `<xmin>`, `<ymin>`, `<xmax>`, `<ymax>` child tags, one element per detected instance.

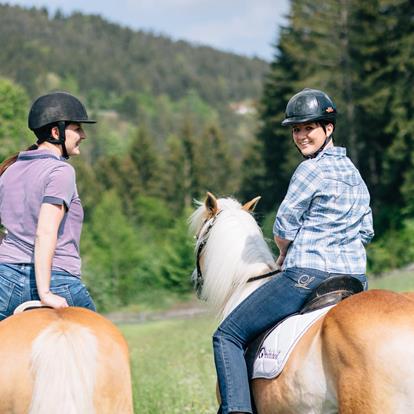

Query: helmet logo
<box><xmin>325</xmin><ymin>107</ymin><xmax>334</xmax><ymax>113</ymax></box>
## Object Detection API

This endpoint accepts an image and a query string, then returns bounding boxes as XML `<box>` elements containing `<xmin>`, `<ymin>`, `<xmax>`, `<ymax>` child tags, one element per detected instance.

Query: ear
<box><xmin>242</xmin><ymin>196</ymin><xmax>261</xmax><ymax>212</ymax></box>
<box><xmin>205</xmin><ymin>192</ymin><xmax>218</xmax><ymax>216</ymax></box>
<box><xmin>50</xmin><ymin>126</ymin><xmax>60</xmax><ymax>139</ymax></box>
<box><xmin>326</xmin><ymin>123</ymin><xmax>334</xmax><ymax>135</ymax></box>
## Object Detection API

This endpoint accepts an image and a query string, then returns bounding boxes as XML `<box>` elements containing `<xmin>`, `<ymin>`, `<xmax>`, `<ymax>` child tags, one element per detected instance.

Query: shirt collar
<box><xmin>315</xmin><ymin>146</ymin><xmax>346</xmax><ymax>160</ymax></box>
<box><xmin>17</xmin><ymin>148</ymin><xmax>66</xmax><ymax>161</ymax></box>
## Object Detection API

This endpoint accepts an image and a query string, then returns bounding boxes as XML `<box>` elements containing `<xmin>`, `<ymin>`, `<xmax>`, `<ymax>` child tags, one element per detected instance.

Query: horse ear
<box><xmin>205</xmin><ymin>192</ymin><xmax>218</xmax><ymax>216</ymax></box>
<box><xmin>242</xmin><ymin>196</ymin><xmax>261</xmax><ymax>212</ymax></box>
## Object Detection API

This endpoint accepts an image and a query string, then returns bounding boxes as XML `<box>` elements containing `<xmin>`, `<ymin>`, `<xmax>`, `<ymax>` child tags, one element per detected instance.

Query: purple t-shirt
<box><xmin>0</xmin><ymin>149</ymin><xmax>83</xmax><ymax>276</ymax></box>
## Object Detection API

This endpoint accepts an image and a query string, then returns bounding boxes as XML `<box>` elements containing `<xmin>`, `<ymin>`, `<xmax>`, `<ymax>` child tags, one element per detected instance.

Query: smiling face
<box><xmin>63</xmin><ymin>123</ymin><xmax>86</xmax><ymax>156</ymax></box>
<box><xmin>292</xmin><ymin>122</ymin><xmax>334</xmax><ymax>157</ymax></box>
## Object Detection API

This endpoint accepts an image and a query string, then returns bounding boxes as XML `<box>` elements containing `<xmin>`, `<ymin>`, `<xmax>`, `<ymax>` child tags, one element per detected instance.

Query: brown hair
<box><xmin>0</xmin><ymin>144</ymin><xmax>39</xmax><ymax>177</ymax></box>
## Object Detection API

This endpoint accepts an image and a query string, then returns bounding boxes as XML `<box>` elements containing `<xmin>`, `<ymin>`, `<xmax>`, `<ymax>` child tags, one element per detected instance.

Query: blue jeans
<box><xmin>0</xmin><ymin>263</ymin><xmax>96</xmax><ymax>321</ymax></box>
<box><xmin>213</xmin><ymin>267</ymin><xmax>368</xmax><ymax>414</ymax></box>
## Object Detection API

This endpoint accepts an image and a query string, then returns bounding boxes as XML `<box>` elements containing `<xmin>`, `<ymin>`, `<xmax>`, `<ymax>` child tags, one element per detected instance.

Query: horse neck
<box><xmin>202</xmin><ymin>210</ymin><xmax>276</xmax><ymax>319</ymax></box>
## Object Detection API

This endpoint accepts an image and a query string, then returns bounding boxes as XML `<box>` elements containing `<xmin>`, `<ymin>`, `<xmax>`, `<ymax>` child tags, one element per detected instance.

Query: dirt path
<box><xmin>104</xmin><ymin>300</ymin><xmax>210</xmax><ymax>324</ymax></box>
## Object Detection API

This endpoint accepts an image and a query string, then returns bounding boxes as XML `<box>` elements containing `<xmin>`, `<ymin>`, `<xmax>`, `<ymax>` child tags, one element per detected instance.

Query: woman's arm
<box><xmin>274</xmin><ymin>235</ymin><xmax>292</xmax><ymax>268</ymax></box>
<box><xmin>359</xmin><ymin>207</ymin><xmax>374</xmax><ymax>244</ymax></box>
<box><xmin>35</xmin><ymin>203</ymin><xmax>69</xmax><ymax>308</ymax></box>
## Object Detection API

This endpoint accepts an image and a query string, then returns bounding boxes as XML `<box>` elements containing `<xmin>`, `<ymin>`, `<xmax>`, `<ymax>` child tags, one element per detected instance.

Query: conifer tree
<box><xmin>241</xmin><ymin>24</ymin><xmax>299</xmax><ymax>212</ymax></box>
<box><xmin>180</xmin><ymin>119</ymin><xmax>200</xmax><ymax>208</ymax></box>
<box><xmin>129</xmin><ymin>126</ymin><xmax>162</xmax><ymax>197</ymax></box>
<box><xmin>196</xmin><ymin>123</ymin><xmax>236</xmax><ymax>196</ymax></box>
<box><xmin>381</xmin><ymin>0</ymin><xmax>414</xmax><ymax>227</ymax></box>
<box><xmin>162</xmin><ymin>134</ymin><xmax>187</xmax><ymax>212</ymax></box>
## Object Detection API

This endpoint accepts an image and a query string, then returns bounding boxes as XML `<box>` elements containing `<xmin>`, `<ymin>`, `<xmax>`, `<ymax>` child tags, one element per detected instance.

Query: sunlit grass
<box><xmin>121</xmin><ymin>316</ymin><xmax>218</xmax><ymax>414</ymax></box>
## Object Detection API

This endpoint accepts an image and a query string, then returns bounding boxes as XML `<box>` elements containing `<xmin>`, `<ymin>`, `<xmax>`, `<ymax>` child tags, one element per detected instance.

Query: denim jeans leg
<box><xmin>213</xmin><ymin>268</ymin><xmax>328</xmax><ymax>414</ymax></box>
<box><xmin>0</xmin><ymin>264</ymin><xmax>25</xmax><ymax>320</ymax></box>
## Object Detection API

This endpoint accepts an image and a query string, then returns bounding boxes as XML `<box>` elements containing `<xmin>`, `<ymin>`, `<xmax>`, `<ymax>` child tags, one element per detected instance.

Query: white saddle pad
<box><xmin>252</xmin><ymin>305</ymin><xmax>334</xmax><ymax>379</ymax></box>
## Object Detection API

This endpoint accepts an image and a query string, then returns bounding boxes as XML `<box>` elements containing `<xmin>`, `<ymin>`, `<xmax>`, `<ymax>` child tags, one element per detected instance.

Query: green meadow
<box><xmin>120</xmin><ymin>270</ymin><xmax>414</xmax><ymax>414</ymax></box>
<box><xmin>121</xmin><ymin>315</ymin><xmax>218</xmax><ymax>414</ymax></box>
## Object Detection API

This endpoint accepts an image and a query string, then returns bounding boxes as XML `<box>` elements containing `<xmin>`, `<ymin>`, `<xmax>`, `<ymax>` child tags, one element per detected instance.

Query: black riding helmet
<box><xmin>282</xmin><ymin>88</ymin><xmax>337</xmax><ymax>159</ymax></box>
<box><xmin>281</xmin><ymin>88</ymin><xmax>337</xmax><ymax>126</ymax></box>
<box><xmin>28</xmin><ymin>92</ymin><xmax>96</xmax><ymax>159</ymax></box>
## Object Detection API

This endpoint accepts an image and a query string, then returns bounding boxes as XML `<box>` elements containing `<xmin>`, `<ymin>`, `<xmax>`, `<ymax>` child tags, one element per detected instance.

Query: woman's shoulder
<box><xmin>294</xmin><ymin>158</ymin><xmax>321</xmax><ymax>176</ymax></box>
<box><xmin>290</xmin><ymin>159</ymin><xmax>322</xmax><ymax>187</ymax></box>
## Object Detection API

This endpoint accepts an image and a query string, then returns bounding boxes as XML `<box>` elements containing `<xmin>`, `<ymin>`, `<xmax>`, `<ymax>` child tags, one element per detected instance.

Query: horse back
<box><xmin>0</xmin><ymin>308</ymin><xmax>133</xmax><ymax>414</ymax></box>
<box><xmin>321</xmin><ymin>289</ymin><xmax>414</xmax><ymax>413</ymax></box>
<box><xmin>253</xmin><ymin>290</ymin><xmax>414</xmax><ymax>414</ymax></box>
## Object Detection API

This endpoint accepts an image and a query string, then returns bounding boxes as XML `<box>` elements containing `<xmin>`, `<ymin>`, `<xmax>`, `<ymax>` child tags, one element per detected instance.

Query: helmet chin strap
<box><xmin>297</xmin><ymin>132</ymin><xmax>333</xmax><ymax>160</ymax></box>
<box><xmin>40</xmin><ymin>121</ymin><xmax>69</xmax><ymax>159</ymax></box>
<box><xmin>304</xmin><ymin>133</ymin><xmax>333</xmax><ymax>159</ymax></box>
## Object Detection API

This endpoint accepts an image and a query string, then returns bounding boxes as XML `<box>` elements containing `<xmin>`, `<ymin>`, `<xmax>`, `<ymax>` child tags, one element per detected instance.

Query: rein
<box><xmin>194</xmin><ymin>210</ymin><xmax>280</xmax><ymax>297</ymax></box>
<box><xmin>247</xmin><ymin>269</ymin><xmax>281</xmax><ymax>283</ymax></box>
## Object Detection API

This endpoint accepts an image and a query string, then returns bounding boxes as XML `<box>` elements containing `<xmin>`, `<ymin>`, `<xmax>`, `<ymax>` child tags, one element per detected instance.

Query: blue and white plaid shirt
<box><xmin>273</xmin><ymin>146</ymin><xmax>374</xmax><ymax>274</ymax></box>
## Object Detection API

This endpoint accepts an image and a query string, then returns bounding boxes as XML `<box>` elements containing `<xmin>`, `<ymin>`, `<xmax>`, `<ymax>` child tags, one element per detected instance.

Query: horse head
<box><xmin>189</xmin><ymin>192</ymin><xmax>276</xmax><ymax>318</ymax></box>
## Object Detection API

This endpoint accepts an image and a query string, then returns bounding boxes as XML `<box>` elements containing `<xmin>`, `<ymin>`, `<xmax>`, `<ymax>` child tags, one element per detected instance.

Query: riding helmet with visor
<box><xmin>282</xmin><ymin>88</ymin><xmax>337</xmax><ymax>158</ymax></box>
<box><xmin>28</xmin><ymin>91</ymin><xmax>96</xmax><ymax>159</ymax></box>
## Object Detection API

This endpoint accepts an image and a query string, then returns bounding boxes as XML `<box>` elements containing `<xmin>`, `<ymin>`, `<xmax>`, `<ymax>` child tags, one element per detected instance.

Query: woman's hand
<box><xmin>274</xmin><ymin>236</ymin><xmax>291</xmax><ymax>269</ymax></box>
<box><xmin>276</xmin><ymin>254</ymin><xmax>286</xmax><ymax>269</ymax></box>
<box><xmin>40</xmin><ymin>291</ymin><xmax>69</xmax><ymax>309</ymax></box>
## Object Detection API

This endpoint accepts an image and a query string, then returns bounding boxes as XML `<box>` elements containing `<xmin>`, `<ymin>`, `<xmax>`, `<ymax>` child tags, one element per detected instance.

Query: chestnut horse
<box><xmin>0</xmin><ymin>307</ymin><xmax>133</xmax><ymax>414</ymax></box>
<box><xmin>190</xmin><ymin>193</ymin><xmax>414</xmax><ymax>414</ymax></box>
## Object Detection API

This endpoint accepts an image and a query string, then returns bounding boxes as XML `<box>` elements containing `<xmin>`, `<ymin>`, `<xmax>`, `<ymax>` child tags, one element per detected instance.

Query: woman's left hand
<box><xmin>40</xmin><ymin>291</ymin><xmax>69</xmax><ymax>309</ymax></box>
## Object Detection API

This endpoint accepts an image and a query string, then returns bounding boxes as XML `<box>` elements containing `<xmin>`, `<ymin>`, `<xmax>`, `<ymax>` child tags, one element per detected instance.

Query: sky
<box><xmin>3</xmin><ymin>0</ymin><xmax>290</xmax><ymax>61</ymax></box>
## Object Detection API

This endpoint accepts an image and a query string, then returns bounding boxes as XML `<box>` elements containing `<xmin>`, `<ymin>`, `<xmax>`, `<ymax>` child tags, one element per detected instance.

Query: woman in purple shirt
<box><xmin>0</xmin><ymin>91</ymin><xmax>96</xmax><ymax>319</ymax></box>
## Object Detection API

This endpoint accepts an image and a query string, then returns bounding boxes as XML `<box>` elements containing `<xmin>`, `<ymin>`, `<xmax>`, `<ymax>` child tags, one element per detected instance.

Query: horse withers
<box><xmin>190</xmin><ymin>192</ymin><xmax>414</xmax><ymax>414</ymax></box>
<box><xmin>0</xmin><ymin>306</ymin><xmax>133</xmax><ymax>414</ymax></box>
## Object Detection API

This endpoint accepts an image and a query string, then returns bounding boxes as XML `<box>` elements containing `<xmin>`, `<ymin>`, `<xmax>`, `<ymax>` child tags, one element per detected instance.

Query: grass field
<box><xmin>119</xmin><ymin>270</ymin><xmax>414</xmax><ymax>414</ymax></box>
<box><xmin>121</xmin><ymin>316</ymin><xmax>218</xmax><ymax>414</ymax></box>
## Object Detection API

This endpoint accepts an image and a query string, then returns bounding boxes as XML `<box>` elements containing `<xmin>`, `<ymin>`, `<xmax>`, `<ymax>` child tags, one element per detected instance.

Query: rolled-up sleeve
<box><xmin>359</xmin><ymin>207</ymin><xmax>374</xmax><ymax>244</ymax></box>
<box><xmin>43</xmin><ymin>164</ymin><xmax>76</xmax><ymax>210</ymax></box>
<box><xmin>273</xmin><ymin>161</ymin><xmax>321</xmax><ymax>241</ymax></box>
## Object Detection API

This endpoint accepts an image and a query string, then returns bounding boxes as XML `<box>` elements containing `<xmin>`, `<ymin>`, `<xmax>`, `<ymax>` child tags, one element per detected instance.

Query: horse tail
<box><xmin>29</xmin><ymin>321</ymin><xmax>98</xmax><ymax>414</ymax></box>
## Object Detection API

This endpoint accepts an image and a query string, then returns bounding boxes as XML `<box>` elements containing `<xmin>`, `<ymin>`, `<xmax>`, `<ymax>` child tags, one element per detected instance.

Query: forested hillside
<box><xmin>0</xmin><ymin>5</ymin><xmax>267</xmax><ymax>109</ymax></box>
<box><xmin>1</xmin><ymin>1</ymin><xmax>414</xmax><ymax>311</ymax></box>
<box><xmin>0</xmin><ymin>4</ymin><xmax>268</xmax><ymax>311</ymax></box>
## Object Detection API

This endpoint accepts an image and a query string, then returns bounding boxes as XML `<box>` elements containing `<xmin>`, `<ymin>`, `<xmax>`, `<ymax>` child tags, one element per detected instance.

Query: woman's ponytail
<box><xmin>0</xmin><ymin>144</ymin><xmax>39</xmax><ymax>177</ymax></box>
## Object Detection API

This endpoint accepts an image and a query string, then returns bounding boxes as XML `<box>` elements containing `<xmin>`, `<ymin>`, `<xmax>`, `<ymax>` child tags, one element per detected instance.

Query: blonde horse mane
<box><xmin>190</xmin><ymin>197</ymin><xmax>276</xmax><ymax>318</ymax></box>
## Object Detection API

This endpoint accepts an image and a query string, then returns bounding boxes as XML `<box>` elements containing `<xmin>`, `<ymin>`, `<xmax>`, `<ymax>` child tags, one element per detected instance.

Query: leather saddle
<box><xmin>300</xmin><ymin>275</ymin><xmax>364</xmax><ymax>314</ymax></box>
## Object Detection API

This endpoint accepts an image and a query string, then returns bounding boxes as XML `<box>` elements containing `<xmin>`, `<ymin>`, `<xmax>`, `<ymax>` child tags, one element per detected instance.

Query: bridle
<box><xmin>193</xmin><ymin>210</ymin><xmax>280</xmax><ymax>298</ymax></box>
<box><xmin>193</xmin><ymin>211</ymin><xmax>222</xmax><ymax>298</ymax></box>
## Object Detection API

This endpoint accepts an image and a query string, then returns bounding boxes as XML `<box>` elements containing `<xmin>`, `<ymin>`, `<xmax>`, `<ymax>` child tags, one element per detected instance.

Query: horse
<box><xmin>190</xmin><ymin>192</ymin><xmax>414</xmax><ymax>414</ymax></box>
<box><xmin>0</xmin><ymin>306</ymin><xmax>133</xmax><ymax>414</ymax></box>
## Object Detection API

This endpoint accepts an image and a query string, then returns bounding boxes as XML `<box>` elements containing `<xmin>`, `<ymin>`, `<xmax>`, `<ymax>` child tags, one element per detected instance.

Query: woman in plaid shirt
<box><xmin>213</xmin><ymin>88</ymin><xmax>374</xmax><ymax>414</ymax></box>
